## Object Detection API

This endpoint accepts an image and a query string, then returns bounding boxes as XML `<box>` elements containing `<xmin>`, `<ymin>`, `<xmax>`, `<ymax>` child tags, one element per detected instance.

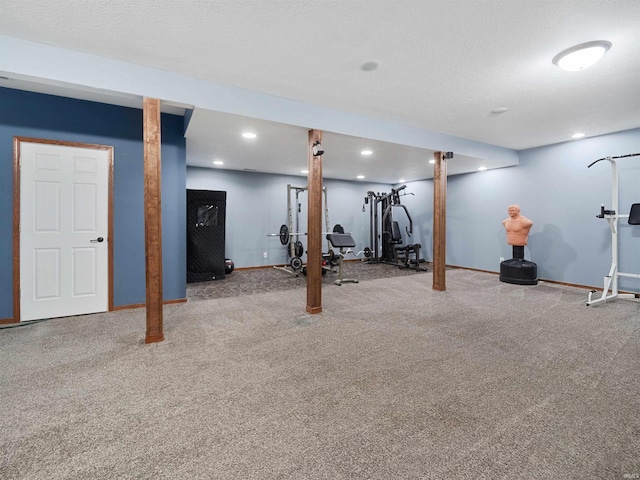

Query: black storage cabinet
<box><xmin>186</xmin><ymin>190</ymin><xmax>226</xmax><ymax>282</ymax></box>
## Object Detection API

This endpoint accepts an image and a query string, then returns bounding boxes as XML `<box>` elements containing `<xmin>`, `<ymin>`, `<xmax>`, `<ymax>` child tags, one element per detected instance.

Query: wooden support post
<box><xmin>433</xmin><ymin>151</ymin><xmax>447</xmax><ymax>291</ymax></box>
<box><xmin>143</xmin><ymin>97</ymin><xmax>164</xmax><ymax>343</ymax></box>
<box><xmin>306</xmin><ymin>129</ymin><xmax>323</xmax><ymax>314</ymax></box>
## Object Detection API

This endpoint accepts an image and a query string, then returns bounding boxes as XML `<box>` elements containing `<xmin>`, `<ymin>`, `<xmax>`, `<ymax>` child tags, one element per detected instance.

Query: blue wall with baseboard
<box><xmin>398</xmin><ymin>128</ymin><xmax>640</xmax><ymax>290</ymax></box>
<box><xmin>186</xmin><ymin>167</ymin><xmax>393</xmax><ymax>267</ymax></box>
<box><xmin>0</xmin><ymin>87</ymin><xmax>186</xmax><ymax>320</ymax></box>
<box><xmin>2</xmin><ymin>86</ymin><xmax>637</xmax><ymax>322</ymax></box>
<box><xmin>189</xmin><ymin>127</ymin><xmax>639</xmax><ymax>293</ymax></box>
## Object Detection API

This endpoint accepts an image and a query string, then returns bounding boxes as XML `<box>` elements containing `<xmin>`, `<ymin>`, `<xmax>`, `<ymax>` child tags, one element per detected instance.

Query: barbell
<box><xmin>267</xmin><ymin>224</ymin><xmax>352</xmax><ymax>246</ymax></box>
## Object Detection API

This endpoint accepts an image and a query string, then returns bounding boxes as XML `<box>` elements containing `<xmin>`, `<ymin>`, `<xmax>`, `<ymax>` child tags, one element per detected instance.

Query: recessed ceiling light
<box><xmin>301</xmin><ymin>169</ymin><xmax>309</xmax><ymax>174</ymax></box>
<box><xmin>478</xmin><ymin>166</ymin><xmax>487</xmax><ymax>171</ymax></box>
<box><xmin>242</xmin><ymin>132</ymin><xmax>257</xmax><ymax>139</ymax></box>
<box><xmin>429</xmin><ymin>159</ymin><xmax>436</xmax><ymax>164</ymax></box>
<box><xmin>361</xmin><ymin>150</ymin><xmax>373</xmax><ymax>156</ymax></box>
<box><xmin>357</xmin><ymin>175</ymin><xmax>365</xmax><ymax>179</ymax></box>
<box><xmin>491</xmin><ymin>107</ymin><xmax>509</xmax><ymax>114</ymax></box>
<box><xmin>360</xmin><ymin>60</ymin><xmax>381</xmax><ymax>72</ymax></box>
<box><xmin>571</xmin><ymin>132</ymin><xmax>586</xmax><ymax>139</ymax></box>
<box><xmin>399</xmin><ymin>179</ymin><xmax>405</xmax><ymax>183</ymax></box>
<box><xmin>213</xmin><ymin>160</ymin><xmax>224</xmax><ymax>165</ymax></box>
<box><xmin>552</xmin><ymin>41</ymin><xmax>611</xmax><ymax>71</ymax></box>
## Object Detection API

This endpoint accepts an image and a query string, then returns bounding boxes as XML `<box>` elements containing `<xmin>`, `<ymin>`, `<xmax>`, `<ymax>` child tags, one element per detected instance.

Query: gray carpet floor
<box><xmin>1</xmin><ymin>269</ymin><xmax>639</xmax><ymax>479</ymax></box>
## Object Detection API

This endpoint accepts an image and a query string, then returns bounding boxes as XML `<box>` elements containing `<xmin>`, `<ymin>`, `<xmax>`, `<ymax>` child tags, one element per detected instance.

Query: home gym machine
<box><xmin>266</xmin><ymin>184</ymin><xmax>333</xmax><ymax>277</ymax></box>
<box><xmin>362</xmin><ymin>184</ymin><xmax>426</xmax><ymax>271</ymax></box>
<box><xmin>586</xmin><ymin>152</ymin><xmax>640</xmax><ymax>306</ymax></box>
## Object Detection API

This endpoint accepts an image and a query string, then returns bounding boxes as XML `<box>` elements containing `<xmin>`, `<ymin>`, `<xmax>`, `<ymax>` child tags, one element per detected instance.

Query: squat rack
<box><xmin>586</xmin><ymin>152</ymin><xmax>640</xmax><ymax>306</ymax></box>
<box><xmin>269</xmin><ymin>184</ymin><xmax>331</xmax><ymax>277</ymax></box>
<box><xmin>285</xmin><ymin>184</ymin><xmax>331</xmax><ymax>257</ymax></box>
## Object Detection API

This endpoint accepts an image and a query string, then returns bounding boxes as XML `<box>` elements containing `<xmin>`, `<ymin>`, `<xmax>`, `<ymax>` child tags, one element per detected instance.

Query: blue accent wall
<box><xmin>399</xmin><ymin>128</ymin><xmax>640</xmax><ymax>290</ymax></box>
<box><xmin>0</xmin><ymin>87</ymin><xmax>186</xmax><ymax>319</ymax></box>
<box><xmin>3</xmin><ymin>87</ymin><xmax>636</xmax><ymax>321</ymax></box>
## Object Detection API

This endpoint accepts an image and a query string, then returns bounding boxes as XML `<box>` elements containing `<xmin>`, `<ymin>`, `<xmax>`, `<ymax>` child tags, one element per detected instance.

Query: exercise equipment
<box><xmin>267</xmin><ymin>223</ymin><xmax>352</xmax><ymax>276</ymax></box>
<box><xmin>266</xmin><ymin>184</ymin><xmax>332</xmax><ymax>277</ymax></box>
<box><xmin>224</xmin><ymin>258</ymin><xmax>235</xmax><ymax>274</ymax></box>
<box><xmin>326</xmin><ymin>233</ymin><xmax>359</xmax><ymax>286</ymax></box>
<box><xmin>499</xmin><ymin>246</ymin><xmax>538</xmax><ymax>285</ymax></box>
<box><xmin>586</xmin><ymin>153</ymin><xmax>640</xmax><ymax>306</ymax></box>
<box><xmin>362</xmin><ymin>185</ymin><xmax>427</xmax><ymax>271</ymax></box>
<box><xmin>278</xmin><ymin>224</ymin><xmax>289</xmax><ymax>245</ymax></box>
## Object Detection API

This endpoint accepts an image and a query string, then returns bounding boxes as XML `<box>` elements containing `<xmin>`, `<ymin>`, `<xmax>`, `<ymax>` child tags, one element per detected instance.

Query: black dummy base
<box><xmin>500</xmin><ymin>246</ymin><xmax>538</xmax><ymax>285</ymax></box>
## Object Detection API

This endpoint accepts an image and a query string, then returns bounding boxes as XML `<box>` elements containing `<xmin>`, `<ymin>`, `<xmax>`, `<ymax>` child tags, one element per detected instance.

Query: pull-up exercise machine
<box><xmin>285</xmin><ymin>184</ymin><xmax>331</xmax><ymax>259</ymax></box>
<box><xmin>586</xmin><ymin>153</ymin><xmax>640</xmax><ymax>306</ymax></box>
<box><xmin>267</xmin><ymin>184</ymin><xmax>331</xmax><ymax>277</ymax></box>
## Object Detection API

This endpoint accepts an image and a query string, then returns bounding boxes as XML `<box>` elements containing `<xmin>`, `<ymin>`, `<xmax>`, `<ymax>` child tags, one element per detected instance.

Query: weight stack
<box><xmin>499</xmin><ymin>258</ymin><xmax>538</xmax><ymax>285</ymax></box>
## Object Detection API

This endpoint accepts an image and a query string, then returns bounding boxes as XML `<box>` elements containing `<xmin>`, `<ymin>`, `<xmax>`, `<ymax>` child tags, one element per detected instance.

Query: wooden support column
<box><xmin>433</xmin><ymin>151</ymin><xmax>447</xmax><ymax>291</ymax></box>
<box><xmin>143</xmin><ymin>97</ymin><xmax>164</xmax><ymax>343</ymax></box>
<box><xmin>306</xmin><ymin>129</ymin><xmax>323</xmax><ymax>314</ymax></box>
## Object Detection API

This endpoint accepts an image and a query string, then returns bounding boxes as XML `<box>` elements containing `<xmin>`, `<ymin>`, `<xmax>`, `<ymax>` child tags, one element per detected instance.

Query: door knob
<box><xmin>90</xmin><ymin>237</ymin><xmax>104</xmax><ymax>243</ymax></box>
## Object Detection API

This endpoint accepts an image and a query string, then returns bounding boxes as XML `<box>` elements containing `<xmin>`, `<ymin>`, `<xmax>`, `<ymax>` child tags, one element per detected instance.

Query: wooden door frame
<box><xmin>12</xmin><ymin>137</ymin><xmax>114</xmax><ymax>323</ymax></box>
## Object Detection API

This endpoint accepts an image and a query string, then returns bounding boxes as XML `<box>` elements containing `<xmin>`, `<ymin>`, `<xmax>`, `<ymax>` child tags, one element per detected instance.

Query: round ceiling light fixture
<box><xmin>491</xmin><ymin>107</ymin><xmax>509</xmax><ymax>114</ymax></box>
<box><xmin>552</xmin><ymin>41</ymin><xmax>611</xmax><ymax>71</ymax></box>
<box><xmin>360</xmin><ymin>60</ymin><xmax>381</xmax><ymax>72</ymax></box>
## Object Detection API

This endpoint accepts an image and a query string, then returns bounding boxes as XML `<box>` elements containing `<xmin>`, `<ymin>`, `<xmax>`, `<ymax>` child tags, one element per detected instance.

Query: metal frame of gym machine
<box><xmin>363</xmin><ymin>184</ymin><xmax>426</xmax><ymax>271</ymax></box>
<box><xmin>273</xmin><ymin>184</ymin><xmax>331</xmax><ymax>277</ymax></box>
<box><xmin>586</xmin><ymin>153</ymin><xmax>640</xmax><ymax>306</ymax></box>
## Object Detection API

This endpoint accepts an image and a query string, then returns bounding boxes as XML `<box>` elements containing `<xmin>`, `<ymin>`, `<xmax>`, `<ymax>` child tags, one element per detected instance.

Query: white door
<box><xmin>20</xmin><ymin>141</ymin><xmax>109</xmax><ymax>322</ymax></box>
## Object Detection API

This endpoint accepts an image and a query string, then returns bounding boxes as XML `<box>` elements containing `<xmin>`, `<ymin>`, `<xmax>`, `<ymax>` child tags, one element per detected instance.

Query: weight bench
<box><xmin>326</xmin><ymin>233</ymin><xmax>359</xmax><ymax>286</ymax></box>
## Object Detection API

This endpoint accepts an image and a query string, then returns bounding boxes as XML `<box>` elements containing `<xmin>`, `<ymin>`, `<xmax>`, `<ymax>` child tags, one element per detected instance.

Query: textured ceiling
<box><xmin>1</xmin><ymin>0</ymin><xmax>639</xmax><ymax>180</ymax></box>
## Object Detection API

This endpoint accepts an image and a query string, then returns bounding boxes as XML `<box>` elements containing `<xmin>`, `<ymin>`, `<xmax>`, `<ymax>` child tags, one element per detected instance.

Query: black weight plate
<box><xmin>332</xmin><ymin>224</ymin><xmax>344</xmax><ymax>234</ymax></box>
<box><xmin>290</xmin><ymin>256</ymin><xmax>303</xmax><ymax>270</ymax></box>
<box><xmin>294</xmin><ymin>241</ymin><xmax>304</xmax><ymax>258</ymax></box>
<box><xmin>279</xmin><ymin>224</ymin><xmax>289</xmax><ymax>245</ymax></box>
